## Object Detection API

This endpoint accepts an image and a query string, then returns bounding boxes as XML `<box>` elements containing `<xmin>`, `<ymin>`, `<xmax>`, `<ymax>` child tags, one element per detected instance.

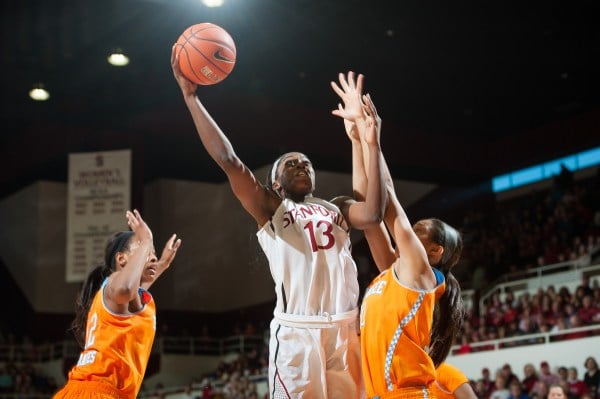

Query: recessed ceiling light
<box><xmin>29</xmin><ymin>84</ymin><xmax>50</xmax><ymax>101</ymax></box>
<box><xmin>202</xmin><ymin>0</ymin><xmax>224</xmax><ymax>7</ymax></box>
<box><xmin>108</xmin><ymin>50</ymin><xmax>129</xmax><ymax>66</ymax></box>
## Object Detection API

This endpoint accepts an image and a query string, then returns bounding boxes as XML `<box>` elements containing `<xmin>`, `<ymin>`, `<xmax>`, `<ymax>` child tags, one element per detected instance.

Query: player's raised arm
<box><xmin>171</xmin><ymin>45</ymin><xmax>279</xmax><ymax>226</ymax></box>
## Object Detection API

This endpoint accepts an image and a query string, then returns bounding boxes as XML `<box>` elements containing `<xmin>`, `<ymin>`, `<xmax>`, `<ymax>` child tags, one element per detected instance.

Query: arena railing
<box><xmin>449</xmin><ymin>322</ymin><xmax>600</xmax><ymax>355</ymax></box>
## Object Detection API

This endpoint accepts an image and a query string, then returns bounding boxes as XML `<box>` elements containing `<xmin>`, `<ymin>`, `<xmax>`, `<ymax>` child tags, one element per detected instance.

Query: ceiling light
<box><xmin>29</xmin><ymin>84</ymin><xmax>50</xmax><ymax>101</ymax></box>
<box><xmin>108</xmin><ymin>49</ymin><xmax>130</xmax><ymax>66</ymax></box>
<box><xmin>202</xmin><ymin>0</ymin><xmax>224</xmax><ymax>7</ymax></box>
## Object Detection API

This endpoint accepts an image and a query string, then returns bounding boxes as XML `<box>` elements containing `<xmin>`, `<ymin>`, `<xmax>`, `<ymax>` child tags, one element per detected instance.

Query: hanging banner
<box><xmin>66</xmin><ymin>149</ymin><xmax>131</xmax><ymax>282</ymax></box>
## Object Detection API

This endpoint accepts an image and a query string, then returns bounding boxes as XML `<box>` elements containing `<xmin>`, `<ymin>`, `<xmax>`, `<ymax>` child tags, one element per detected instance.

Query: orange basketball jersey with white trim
<box><xmin>66</xmin><ymin>281</ymin><xmax>156</xmax><ymax>398</ymax></box>
<box><xmin>432</xmin><ymin>363</ymin><xmax>470</xmax><ymax>399</ymax></box>
<box><xmin>360</xmin><ymin>268</ymin><xmax>445</xmax><ymax>398</ymax></box>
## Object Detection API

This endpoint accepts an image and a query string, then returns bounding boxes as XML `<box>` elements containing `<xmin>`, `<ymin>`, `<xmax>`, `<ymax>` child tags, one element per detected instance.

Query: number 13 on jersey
<box><xmin>303</xmin><ymin>220</ymin><xmax>335</xmax><ymax>252</ymax></box>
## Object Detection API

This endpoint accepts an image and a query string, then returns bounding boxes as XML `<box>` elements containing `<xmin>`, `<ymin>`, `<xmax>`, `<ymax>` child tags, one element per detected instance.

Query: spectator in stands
<box><xmin>181</xmin><ymin>384</ymin><xmax>196</xmax><ymax>399</ymax></box>
<box><xmin>539</xmin><ymin>362</ymin><xmax>561</xmax><ymax>387</ymax></box>
<box><xmin>531</xmin><ymin>380</ymin><xmax>550</xmax><ymax>399</ymax></box>
<box><xmin>481</xmin><ymin>368</ymin><xmax>495</xmax><ymax>395</ymax></box>
<box><xmin>457</xmin><ymin>335</ymin><xmax>473</xmax><ymax>354</ymax></box>
<box><xmin>578</xmin><ymin>295</ymin><xmax>600</xmax><ymax>325</ymax></box>
<box><xmin>508</xmin><ymin>380</ymin><xmax>530</xmax><ymax>399</ymax></box>
<box><xmin>578</xmin><ymin>276</ymin><xmax>594</xmax><ymax>297</ymax></box>
<box><xmin>474</xmin><ymin>379</ymin><xmax>490</xmax><ymax>399</ymax></box>
<box><xmin>567</xmin><ymin>367</ymin><xmax>590</xmax><ymax>398</ymax></box>
<box><xmin>583</xmin><ymin>357</ymin><xmax>600</xmax><ymax>399</ymax></box>
<box><xmin>572</xmin><ymin>244</ymin><xmax>592</xmax><ymax>267</ymax></box>
<box><xmin>547</xmin><ymin>300</ymin><xmax>565</xmax><ymax>327</ymax></box>
<box><xmin>504</xmin><ymin>301</ymin><xmax>520</xmax><ymax>327</ymax></box>
<box><xmin>522</xmin><ymin>364</ymin><xmax>539</xmax><ymax>395</ymax></box>
<box><xmin>548</xmin><ymin>384</ymin><xmax>569</xmax><ymax>399</ymax></box>
<box><xmin>502</xmin><ymin>364</ymin><xmax>520</xmax><ymax>386</ymax></box>
<box><xmin>505</xmin><ymin>290</ymin><xmax>517</xmax><ymax>309</ymax></box>
<box><xmin>558</xmin><ymin>287</ymin><xmax>572</xmax><ymax>307</ymax></box>
<box><xmin>565</xmin><ymin>314</ymin><xmax>590</xmax><ymax>339</ymax></box>
<box><xmin>517</xmin><ymin>315</ymin><xmax>537</xmax><ymax>336</ymax></box>
<box><xmin>536</xmin><ymin>316</ymin><xmax>552</xmax><ymax>334</ymax></box>
<box><xmin>490</xmin><ymin>374</ymin><xmax>510</xmax><ymax>399</ymax></box>
<box><xmin>504</xmin><ymin>319</ymin><xmax>519</xmax><ymax>339</ymax></box>
<box><xmin>201</xmin><ymin>380</ymin><xmax>213</xmax><ymax>399</ymax></box>
<box><xmin>557</xmin><ymin>367</ymin><xmax>568</xmax><ymax>383</ymax></box>
<box><xmin>550</xmin><ymin>318</ymin><xmax>569</xmax><ymax>339</ymax></box>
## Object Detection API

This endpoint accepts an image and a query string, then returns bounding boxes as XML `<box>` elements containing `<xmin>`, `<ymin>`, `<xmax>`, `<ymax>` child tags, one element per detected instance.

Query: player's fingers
<box><xmin>330</xmin><ymin>81</ymin><xmax>345</xmax><ymax>98</ymax></box>
<box><xmin>338</xmin><ymin>73</ymin><xmax>349</xmax><ymax>91</ymax></box>
<box><xmin>173</xmin><ymin>238</ymin><xmax>182</xmax><ymax>251</ymax></box>
<box><xmin>356</xmin><ymin>74</ymin><xmax>364</xmax><ymax>93</ymax></box>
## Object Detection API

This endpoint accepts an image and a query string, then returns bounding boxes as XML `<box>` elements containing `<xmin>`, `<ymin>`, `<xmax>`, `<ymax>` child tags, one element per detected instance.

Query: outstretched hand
<box><xmin>337</xmin><ymin>103</ymin><xmax>360</xmax><ymax>142</ymax></box>
<box><xmin>331</xmin><ymin>71</ymin><xmax>365</xmax><ymax>123</ymax></box>
<box><xmin>157</xmin><ymin>233</ymin><xmax>182</xmax><ymax>271</ymax></box>
<box><xmin>362</xmin><ymin>93</ymin><xmax>382</xmax><ymax>146</ymax></box>
<box><xmin>126</xmin><ymin>209</ymin><xmax>153</xmax><ymax>243</ymax></box>
<box><xmin>171</xmin><ymin>44</ymin><xmax>197</xmax><ymax>96</ymax></box>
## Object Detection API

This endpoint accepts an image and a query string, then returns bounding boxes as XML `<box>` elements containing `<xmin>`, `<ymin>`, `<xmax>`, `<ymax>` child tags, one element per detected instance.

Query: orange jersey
<box><xmin>432</xmin><ymin>363</ymin><xmax>470</xmax><ymax>399</ymax></box>
<box><xmin>360</xmin><ymin>268</ymin><xmax>445</xmax><ymax>398</ymax></box>
<box><xmin>58</xmin><ymin>282</ymin><xmax>156</xmax><ymax>398</ymax></box>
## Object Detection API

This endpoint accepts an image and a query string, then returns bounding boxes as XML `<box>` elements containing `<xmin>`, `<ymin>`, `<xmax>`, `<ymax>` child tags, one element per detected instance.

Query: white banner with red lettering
<box><xmin>66</xmin><ymin>149</ymin><xmax>131</xmax><ymax>282</ymax></box>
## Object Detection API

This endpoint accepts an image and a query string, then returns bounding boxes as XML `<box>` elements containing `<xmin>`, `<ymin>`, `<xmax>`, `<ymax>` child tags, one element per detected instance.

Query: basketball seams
<box><xmin>183</xmin><ymin>30</ymin><xmax>236</xmax><ymax>54</ymax></box>
<box><xmin>187</xmin><ymin>25</ymin><xmax>235</xmax><ymax>50</ymax></box>
<box><xmin>181</xmin><ymin>35</ymin><xmax>236</xmax><ymax>55</ymax></box>
<box><xmin>177</xmin><ymin>42</ymin><xmax>231</xmax><ymax>76</ymax></box>
<box><xmin>177</xmin><ymin>46</ymin><xmax>215</xmax><ymax>84</ymax></box>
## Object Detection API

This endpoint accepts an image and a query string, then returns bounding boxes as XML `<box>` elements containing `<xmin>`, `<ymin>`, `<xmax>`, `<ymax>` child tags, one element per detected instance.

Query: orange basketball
<box><xmin>176</xmin><ymin>23</ymin><xmax>236</xmax><ymax>85</ymax></box>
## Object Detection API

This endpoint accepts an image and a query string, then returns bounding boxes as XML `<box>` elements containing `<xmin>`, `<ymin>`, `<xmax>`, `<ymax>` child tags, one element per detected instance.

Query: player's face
<box><xmin>141</xmin><ymin>248</ymin><xmax>158</xmax><ymax>284</ymax></box>
<box><xmin>126</xmin><ymin>239</ymin><xmax>158</xmax><ymax>284</ymax></box>
<box><xmin>275</xmin><ymin>152</ymin><xmax>315</xmax><ymax>197</ymax></box>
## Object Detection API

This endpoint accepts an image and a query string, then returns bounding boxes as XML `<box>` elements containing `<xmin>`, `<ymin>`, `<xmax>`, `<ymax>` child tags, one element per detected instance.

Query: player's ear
<box><xmin>115</xmin><ymin>252</ymin><xmax>128</xmax><ymax>269</ymax></box>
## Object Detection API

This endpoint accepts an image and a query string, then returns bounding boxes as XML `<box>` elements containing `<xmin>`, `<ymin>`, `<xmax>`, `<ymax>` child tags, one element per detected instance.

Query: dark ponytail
<box><xmin>70</xmin><ymin>231</ymin><xmax>133</xmax><ymax>348</ymax></box>
<box><xmin>425</xmin><ymin>219</ymin><xmax>465</xmax><ymax>366</ymax></box>
<box><xmin>430</xmin><ymin>272</ymin><xmax>464</xmax><ymax>366</ymax></box>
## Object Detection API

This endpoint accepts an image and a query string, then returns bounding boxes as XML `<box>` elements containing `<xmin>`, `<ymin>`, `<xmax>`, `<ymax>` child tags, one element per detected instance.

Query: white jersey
<box><xmin>257</xmin><ymin>197</ymin><xmax>359</xmax><ymax>317</ymax></box>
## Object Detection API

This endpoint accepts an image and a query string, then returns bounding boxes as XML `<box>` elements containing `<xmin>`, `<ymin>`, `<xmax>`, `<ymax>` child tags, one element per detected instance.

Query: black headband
<box><xmin>105</xmin><ymin>231</ymin><xmax>134</xmax><ymax>268</ymax></box>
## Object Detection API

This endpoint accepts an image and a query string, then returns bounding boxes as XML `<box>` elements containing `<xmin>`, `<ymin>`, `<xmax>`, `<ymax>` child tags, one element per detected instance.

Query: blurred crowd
<box><xmin>473</xmin><ymin>357</ymin><xmax>599</xmax><ymax>399</ymax></box>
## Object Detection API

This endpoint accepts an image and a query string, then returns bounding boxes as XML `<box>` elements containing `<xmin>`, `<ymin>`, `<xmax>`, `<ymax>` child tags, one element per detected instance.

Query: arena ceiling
<box><xmin>1</xmin><ymin>0</ymin><xmax>599</xmax><ymax>200</ymax></box>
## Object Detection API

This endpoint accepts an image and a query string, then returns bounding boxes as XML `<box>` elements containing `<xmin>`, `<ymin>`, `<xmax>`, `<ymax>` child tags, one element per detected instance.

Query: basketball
<box><xmin>176</xmin><ymin>23</ymin><xmax>236</xmax><ymax>85</ymax></box>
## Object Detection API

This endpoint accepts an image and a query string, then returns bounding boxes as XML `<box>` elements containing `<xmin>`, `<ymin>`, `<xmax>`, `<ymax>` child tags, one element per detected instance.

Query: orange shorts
<box><xmin>53</xmin><ymin>380</ymin><xmax>128</xmax><ymax>399</ymax></box>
